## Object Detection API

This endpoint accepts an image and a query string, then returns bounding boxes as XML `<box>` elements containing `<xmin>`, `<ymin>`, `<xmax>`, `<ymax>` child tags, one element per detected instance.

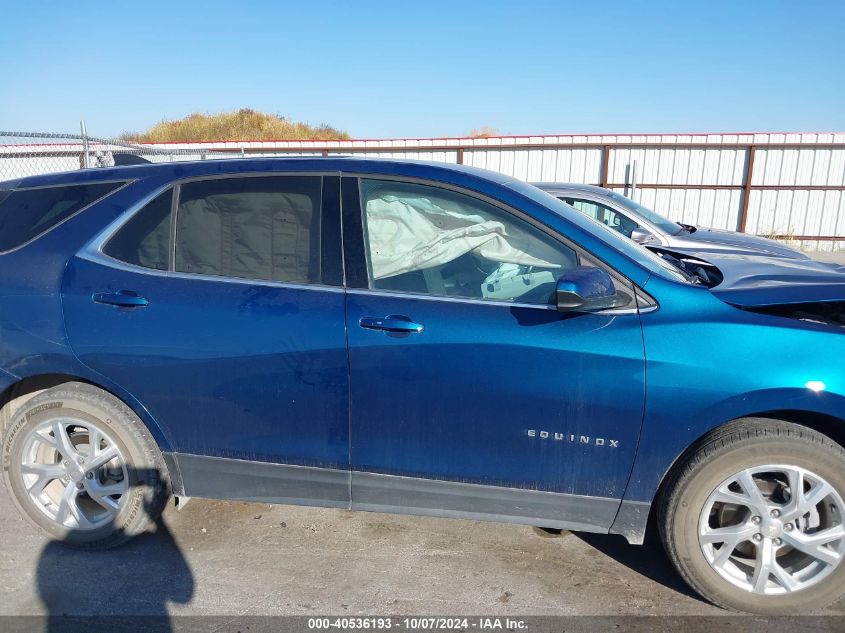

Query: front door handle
<box><xmin>359</xmin><ymin>314</ymin><xmax>424</xmax><ymax>333</ymax></box>
<box><xmin>92</xmin><ymin>290</ymin><xmax>149</xmax><ymax>308</ymax></box>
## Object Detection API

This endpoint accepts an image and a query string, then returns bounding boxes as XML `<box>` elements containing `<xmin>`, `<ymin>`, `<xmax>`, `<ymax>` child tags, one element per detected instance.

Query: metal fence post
<box><xmin>630</xmin><ymin>160</ymin><xmax>637</xmax><ymax>198</ymax></box>
<box><xmin>79</xmin><ymin>120</ymin><xmax>90</xmax><ymax>169</ymax></box>
<box><xmin>737</xmin><ymin>145</ymin><xmax>756</xmax><ymax>234</ymax></box>
<box><xmin>600</xmin><ymin>145</ymin><xmax>610</xmax><ymax>188</ymax></box>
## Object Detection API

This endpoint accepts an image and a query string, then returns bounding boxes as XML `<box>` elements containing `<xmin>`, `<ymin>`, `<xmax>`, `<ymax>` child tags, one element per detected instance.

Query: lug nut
<box><xmin>76</xmin><ymin>456</ymin><xmax>85</xmax><ymax>465</ymax></box>
<box><xmin>784</xmin><ymin>523</ymin><xmax>794</xmax><ymax>532</ymax></box>
<box><xmin>774</xmin><ymin>538</ymin><xmax>783</xmax><ymax>546</ymax></box>
<box><xmin>75</xmin><ymin>482</ymin><xmax>84</xmax><ymax>490</ymax></box>
<box><xmin>753</xmin><ymin>533</ymin><xmax>763</xmax><ymax>542</ymax></box>
<box><xmin>751</xmin><ymin>516</ymin><xmax>762</xmax><ymax>525</ymax></box>
<box><xmin>770</xmin><ymin>509</ymin><xmax>781</xmax><ymax>518</ymax></box>
<box><xmin>85</xmin><ymin>472</ymin><xmax>94</xmax><ymax>480</ymax></box>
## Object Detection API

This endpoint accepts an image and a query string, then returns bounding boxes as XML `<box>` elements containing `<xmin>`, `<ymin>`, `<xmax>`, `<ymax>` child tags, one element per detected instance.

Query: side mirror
<box><xmin>630</xmin><ymin>227</ymin><xmax>656</xmax><ymax>244</ymax></box>
<box><xmin>555</xmin><ymin>266</ymin><xmax>618</xmax><ymax>313</ymax></box>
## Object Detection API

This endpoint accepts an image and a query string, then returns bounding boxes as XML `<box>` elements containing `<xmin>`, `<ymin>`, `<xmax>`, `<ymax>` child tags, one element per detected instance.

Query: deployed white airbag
<box><xmin>366</xmin><ymin>194</ymin><xmax>564</xmax><ymax>280</ymax></box>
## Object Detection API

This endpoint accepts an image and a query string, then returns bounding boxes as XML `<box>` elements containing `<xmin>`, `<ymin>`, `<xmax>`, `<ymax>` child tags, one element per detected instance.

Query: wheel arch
<box><xmin>653</xmin><ymin>409</ymin><xmax>845</xmax><ymax>513</ymax></box>
<box><xmin>0</xmin><ymin>372</ymin><xmax>174</xmax><ymax>454</ymax></box>
<box><xmin>613</xmin><ymin>409</ymin><xmax>845</xmax><ymax>546</ymax></box>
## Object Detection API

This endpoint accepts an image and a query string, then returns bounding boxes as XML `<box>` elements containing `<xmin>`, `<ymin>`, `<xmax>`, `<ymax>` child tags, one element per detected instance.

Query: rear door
<box><xmin>61</xmin><ymin>174</ymin><xmax>350</xmax><ymax>507</ymax></box>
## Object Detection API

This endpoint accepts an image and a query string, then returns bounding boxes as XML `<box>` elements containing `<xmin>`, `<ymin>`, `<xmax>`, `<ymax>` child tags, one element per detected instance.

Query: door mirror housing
<box><xmin>555</xmin><ymin>267</ymin><xmax>618</xmax><ymax>313</ymax></box>
<box><xmin>630</xmin><ymin>227</ymin><xmax>656</xmax><ymax>244</ymax></box>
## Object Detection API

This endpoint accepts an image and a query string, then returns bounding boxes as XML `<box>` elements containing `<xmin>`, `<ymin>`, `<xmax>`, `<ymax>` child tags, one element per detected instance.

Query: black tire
<box><xmin>1</xmin><ymin>382</ymin><xmax>169</xmax><ymax>549</ymax></box>
<box><xmin>659</xmin><ymin>418</ymin><xmax>845</xmax><ymax>614</ymax></box>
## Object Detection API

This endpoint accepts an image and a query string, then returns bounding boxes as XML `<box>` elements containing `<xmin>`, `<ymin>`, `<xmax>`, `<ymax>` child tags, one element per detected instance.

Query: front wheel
<box><xmin>1</xmin><ymin>382</ymin><xmax>169</xmax><ymax>549</ymax></box>
<box><xmin>660</xmin><ymin>419</ymin><xmax>845</xmax><ymax>614</ymax></box>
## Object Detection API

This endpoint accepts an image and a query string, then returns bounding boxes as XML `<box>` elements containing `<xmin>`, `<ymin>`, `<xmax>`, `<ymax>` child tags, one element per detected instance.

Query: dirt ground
<box><xmin>1</xmin><ymin>492</ymin><xmax>843</xmax><ymax>620</ymax></box>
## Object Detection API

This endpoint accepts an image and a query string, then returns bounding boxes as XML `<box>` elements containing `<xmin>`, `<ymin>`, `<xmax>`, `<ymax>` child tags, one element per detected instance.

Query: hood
<box><xmin>676</xmin><ymin>227</ymin><xmax>810</xmax><ymax>260</ymax></box>
<box><xmin>692</xmin><ymin>252</ymin><xmax>845</xmax><ymax>307</ymax></box>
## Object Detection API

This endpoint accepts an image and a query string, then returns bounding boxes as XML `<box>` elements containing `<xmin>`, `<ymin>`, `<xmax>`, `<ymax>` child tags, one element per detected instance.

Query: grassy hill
<box><xmin>122</xmin><ymin>109</ymin><xmax>350</xmax><ymax>143</ymax></box>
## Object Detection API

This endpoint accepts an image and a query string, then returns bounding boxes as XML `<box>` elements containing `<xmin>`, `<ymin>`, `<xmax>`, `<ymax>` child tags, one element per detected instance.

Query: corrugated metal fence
<box><xmin>2</xmin><ymin>131</ymin><xmax>844</xmax><ymax>251</ymax></box>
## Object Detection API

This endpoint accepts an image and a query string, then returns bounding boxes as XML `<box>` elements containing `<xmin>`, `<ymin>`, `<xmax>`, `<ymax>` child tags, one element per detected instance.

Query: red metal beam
<box><xmin>213</xmin><ymin>141</ymin><xmax>845</xmax><ymax>154</ymax></box>
<box><xmin>770</xmin><ymin>235</ymin><xmax>844</xmax><ymax>241</ymax></box>
<box><xmin>604</xmin><ymin>183</ymin><xmax>845</xmax><ymax>191</ymax></box>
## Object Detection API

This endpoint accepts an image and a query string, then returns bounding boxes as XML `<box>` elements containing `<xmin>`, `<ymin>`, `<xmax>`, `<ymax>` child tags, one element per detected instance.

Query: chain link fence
<box><xmin>0</xmin><ymin>131</ymin><xmax>244</xmax><ymax>182</ymax></box>
<box><xmin>2</xmin><ymin>129</ymin><xmax>843</xmax><ymax>252</ymax></box>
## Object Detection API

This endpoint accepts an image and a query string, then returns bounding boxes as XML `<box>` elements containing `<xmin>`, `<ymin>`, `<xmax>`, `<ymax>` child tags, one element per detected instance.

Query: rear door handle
<box><xmin>359</xmin><ymin>314</ymin><xmax>424</xmax><ymax>333</ymax></box>
<box><xmin>92</xmin><ymin>290</ymin><xmax>149</xmax><ymax>308</ymax></box>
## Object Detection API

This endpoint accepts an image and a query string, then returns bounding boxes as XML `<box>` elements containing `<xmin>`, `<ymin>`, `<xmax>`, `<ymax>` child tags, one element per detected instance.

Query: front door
<box><xmin>62</xmin><ymin>174</ymin><xmax>350</xmax><ymax>507</ymax></box>
<box><xmin>343</xmin><ymin>176</ymin><xmax>646</xmax><ymax>530</ymax></box>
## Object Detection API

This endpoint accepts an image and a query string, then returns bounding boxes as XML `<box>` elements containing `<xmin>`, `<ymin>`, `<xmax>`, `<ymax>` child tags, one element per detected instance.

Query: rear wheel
<box><xmin>660</xmin><ymin>418</ymin><xmax>845</xmax><ymax>614</ymax></box>
<box><xmin>1</xmin><ymin>382</ymin><xmax>169</xmax><ymax>549</ymax></box>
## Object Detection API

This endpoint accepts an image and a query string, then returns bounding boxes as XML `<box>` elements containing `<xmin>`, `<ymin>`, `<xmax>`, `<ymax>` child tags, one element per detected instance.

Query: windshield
<box><xmin>604</xmin><ymin>190</ymin><xmax>685</xmax><ymax>235</ymax></box>
<box><xmin>509</xmin><ymin>181</ymin><xmax>691</xmax><ymax>283</ymax></box>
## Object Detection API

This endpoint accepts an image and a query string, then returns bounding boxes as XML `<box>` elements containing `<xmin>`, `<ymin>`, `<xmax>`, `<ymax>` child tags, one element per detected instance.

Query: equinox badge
<box><xmin>527</xmin><ymin>429</ymin><xmax>619</xmax><ymax>448</ymax></box>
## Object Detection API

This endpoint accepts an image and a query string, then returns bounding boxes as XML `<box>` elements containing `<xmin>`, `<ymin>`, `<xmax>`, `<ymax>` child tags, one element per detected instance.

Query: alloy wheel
<box><xmin>18</xmin><ymin>417</ymin><xmax>129</xmax><ymax>530</ymax></box>
<box><xmin>699</xmin><ymin>465</ymin><xmax>845</xmax><ymax>595</ymax></box>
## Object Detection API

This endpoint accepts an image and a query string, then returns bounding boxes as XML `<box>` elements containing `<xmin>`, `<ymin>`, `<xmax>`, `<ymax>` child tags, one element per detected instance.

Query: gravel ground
<box><xmin>1</xmin><ymin>491</ymin><xmax>843</xmax><ymax>621</ymax></box>
<box><xmin>0</xmin><ymin>492</ymin><xmax>716</xmax><ymax>617</ymax></box>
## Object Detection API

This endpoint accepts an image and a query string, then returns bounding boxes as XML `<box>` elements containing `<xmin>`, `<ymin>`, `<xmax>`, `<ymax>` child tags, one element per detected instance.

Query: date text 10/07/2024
<box><xmin>307</xmin><ymin>617</ymin><xmax>528</xmax><ymax>630</ymax></box>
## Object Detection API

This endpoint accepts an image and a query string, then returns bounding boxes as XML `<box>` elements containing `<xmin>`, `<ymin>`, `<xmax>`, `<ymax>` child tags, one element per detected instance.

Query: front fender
<box><xmin>624</xmin><ymin>387</ymin><xmax>845</xmax><ymax>505</ymax></box>
<box><xmin>622</xmin><ymin>279</ymin><xmax>845</xmax><ymax>505</ymax></box>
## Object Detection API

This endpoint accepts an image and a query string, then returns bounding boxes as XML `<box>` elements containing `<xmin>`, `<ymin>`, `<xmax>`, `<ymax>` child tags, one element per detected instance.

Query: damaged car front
<box><xmin>649</xmin><ymin>248</ymin><xmax>845</xmax><ymax>329</ymax></box>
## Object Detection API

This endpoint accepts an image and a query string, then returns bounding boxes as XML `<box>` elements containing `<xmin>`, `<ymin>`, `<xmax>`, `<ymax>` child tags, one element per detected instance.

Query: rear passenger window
<box><xmin>103</xmin><ymin>190</ymin><xmax>172</xmax><ymax>271</ymax></box>
<box><xmin>174</xmin><ymin>176</ymin><xmax>322</xmax><ymax>284</ymax></box>
<box><xmin>0</xmin><ymin>181</ymin><xmax>125</xmax><ymax>251</ymax></box>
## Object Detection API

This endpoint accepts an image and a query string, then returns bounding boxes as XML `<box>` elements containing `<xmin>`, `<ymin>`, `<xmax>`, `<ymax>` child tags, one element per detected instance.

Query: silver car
<box><xmin>533</xmin><ymin>182</ymin><xmax>810</xmax><ymax>260</ymax></box>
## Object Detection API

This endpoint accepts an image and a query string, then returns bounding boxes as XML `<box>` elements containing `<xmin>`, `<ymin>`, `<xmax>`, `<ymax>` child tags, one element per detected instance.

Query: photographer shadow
<box><xmin>36</xmin><ymin>468</ymin><xmax>194</xmax><ymax>633</ymax></box>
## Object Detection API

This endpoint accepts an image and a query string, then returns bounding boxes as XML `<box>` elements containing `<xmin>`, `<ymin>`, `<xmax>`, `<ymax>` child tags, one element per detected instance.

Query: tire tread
<box><xmin>3</xmin><ymin>381</ymin><xmax>169</xmax><ymax>550</ymax></box>
<box><xmin>658</xmin><ymin>418</ymin><xmax>845</xmax><ymax>612</ymax></box>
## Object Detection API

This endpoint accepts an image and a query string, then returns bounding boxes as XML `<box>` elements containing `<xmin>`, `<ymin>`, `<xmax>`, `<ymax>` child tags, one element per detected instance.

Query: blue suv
<box><xmin>1</xmin><ymin>158</ymin><xmax>844</xmax><ymax>614</ymax></box>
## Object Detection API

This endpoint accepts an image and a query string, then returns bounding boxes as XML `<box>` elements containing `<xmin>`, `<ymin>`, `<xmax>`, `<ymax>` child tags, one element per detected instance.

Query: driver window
<box><xmin>562</xmin><ymin>197</ymin><xmax>639</xmax><ymax>239</ymax></box>
<box><xmin>360</xmin><ymin>179</ymin><xmax>577</xmax><ymax>305</ymax></box>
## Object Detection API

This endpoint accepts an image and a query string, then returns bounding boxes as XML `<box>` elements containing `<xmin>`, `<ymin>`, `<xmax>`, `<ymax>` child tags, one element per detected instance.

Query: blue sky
<box><xmin>1</xmin><ymin>0</ymin><xmax>844</xmax><ymax>138</ymax></box>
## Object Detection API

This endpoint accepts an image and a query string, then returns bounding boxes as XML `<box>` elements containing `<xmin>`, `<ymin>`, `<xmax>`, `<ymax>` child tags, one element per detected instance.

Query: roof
<box><xmin>531</xmin><ymin>182</ymin><xmax>611</xmax><ymax>195</ymax></box>
<box><xmin>6</xmin><ymin>156</ymin><xmax>516</xmax><ymax>190</ymax></box>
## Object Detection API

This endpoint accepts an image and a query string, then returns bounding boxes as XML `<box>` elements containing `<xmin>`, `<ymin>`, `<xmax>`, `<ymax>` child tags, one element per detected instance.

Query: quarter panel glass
<box><xmin>0</xmin><ymin>181</ymin><xmax>126</xmax><ymax>251</ymax></box>
<box><xmin>103</xmin><ymin>190</ymin><xmax>172</xmax><ymax>271</ymax></box>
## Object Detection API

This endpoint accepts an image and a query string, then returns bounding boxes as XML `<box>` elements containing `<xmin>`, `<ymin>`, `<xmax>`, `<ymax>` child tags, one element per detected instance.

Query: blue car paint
<box><xmin>623</xmin><ymin>272</ymin><xmax>845</xmax><ymax>502</ymax></box>
<box><xmin>0</xmin><ymin>177</ymin><xmax>193</xmax><ymax>451</ymax></box>
<box><xmin>346</xmin><ymin>291</ymin><xmax>645</xmax><ymax>497</ymax></box>
<box><xmin>0</xmin><ymin>157</ymin><xmax>842</xmax><ymax>538</ymax></box>
<box><xmin>0</xmin><ymin>367</ymin><xmax>17</xmax><ymax>392</ymax></box>
<box><xmin>62</xmin><ymin>256</ymin><xmax>350</xmax><ymax>468</ymax></box>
